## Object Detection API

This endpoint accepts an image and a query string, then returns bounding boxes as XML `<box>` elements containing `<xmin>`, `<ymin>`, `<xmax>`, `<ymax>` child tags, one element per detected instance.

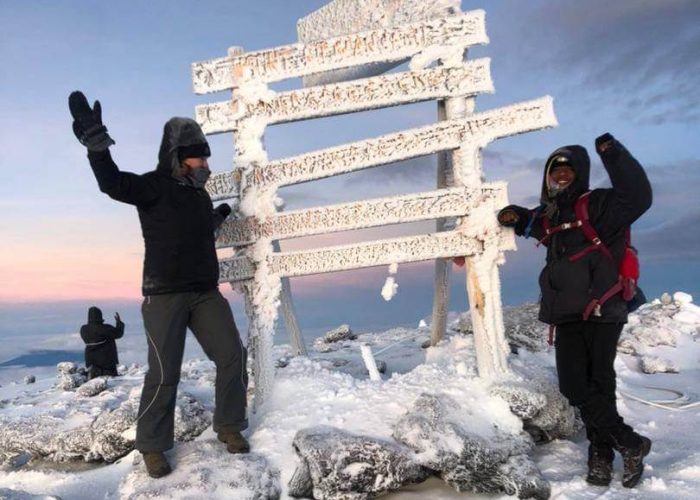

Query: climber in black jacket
<box><xmin>69</xmin><ymin>91</ymin><xmax>249</xmax><ymax>479</ymax></box>
<box><xmin>497</xmin><ymin>133</ymin><xmax>652</xmax><ymax>489</ymax></box>
<box><xmin>80</xmin><ymin>306</ymin><xmax>124</xmax><ymax>378</ymax></box>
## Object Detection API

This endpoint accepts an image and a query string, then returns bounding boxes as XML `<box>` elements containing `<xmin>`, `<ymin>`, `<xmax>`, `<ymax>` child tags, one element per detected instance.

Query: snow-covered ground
<box><xmin>0</xmin><ymin>293</ymin><xmax>698</xmax><ymax>499</ymax></box>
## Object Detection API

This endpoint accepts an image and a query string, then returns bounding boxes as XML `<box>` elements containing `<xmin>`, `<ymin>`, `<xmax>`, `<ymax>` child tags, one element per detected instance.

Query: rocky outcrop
<box><xmin>289</xmin><ymin>426</ymin><xmax>429</xmax><ymax>499</ymax></box>
<box><xmin>393</xmin><ymin>393</ymin><xmax>550</xmax><ymax>500</ymax></box>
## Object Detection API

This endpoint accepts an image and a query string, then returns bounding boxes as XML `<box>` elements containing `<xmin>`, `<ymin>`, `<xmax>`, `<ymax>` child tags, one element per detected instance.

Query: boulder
<box><xmin>23</xmin><ymin>375</ymin><xmax>36</xmax><ymax>384</ymax></box>
<box><xmin>493</xmin><ymin>364</ymin><xmax>580</xmax><ymax>443</ymax></box>
<box><xmin>639</xmin><ymin>355</ymin><xmax>679</xmax><ymax>374</ymax></box>
<box><xmin>289</xmin><ymin>426</ymin><xmax>429</xmax><ymax>499</ymax></box>
<box><xmin>77</xmin><ymin>377</ymin><xmax>108</xmax><ymax>397</ymax></box>
<box><xmin>393</xmin><ymin>393</ymin><xmax>550</xmax><ymax>499</ymax></box>
<box><xmin>313</xmin><ymin>325</ymin><xmax>356</xmax><ymax>353</ymax></box>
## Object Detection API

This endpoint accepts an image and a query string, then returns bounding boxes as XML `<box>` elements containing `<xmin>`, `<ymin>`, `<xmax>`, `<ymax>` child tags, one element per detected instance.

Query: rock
<box><xmin>640</xmin><ymin>355</ymin><xmax>679</xmax><ymax>374</ymax></box>
<box><xmin>77</xmin><ymin>377</ymin><xmax>108</xmax><ymax>397</ymax></box>
<box><xmin>23</xmin><ymin>375</ymin><xmax>35</xmax><ymax>384</ymax></box>
<box><xmin>56</xmin><ymin>372</ymin><xmax>87</xmax><ymax>391</ymax></box>
<box><xmin>660</xmin><ymin>292</ymin><xmax>673</xmax><ymax>305</ymax></box>
<box><xmin>56</xmin><ymin>362</ymin><xmax>77</xmax><ymax>375</ymax></box>
<box><xmin>288</xmin><ymin>458</ymin><xmax>314</xmax><ymax>498</ymax></box>
<box><xmin>275</xmin><ymin>357</ymin><xmax>289</xmax><ymax>368</ymax></box>
<box><xmin>0</xmin><ymin>391</ymin><xmax>210</xmax><ymax>464</ymax></box>
<box><xmin>0</xmin><ymin>488</ymin><xmax>61</xmax><ymax>499</ymax></box>
<box><xmin>290</xmin><ymin>426</ymin><xmax>429</xmax><ymax>499</ymax></box>
<box><xmin>120</xmin><ymin>442</ymin><xmax>281</xmax><ymax>500</ymax></box>
<box><xmin>313</xmin><ymin>325</ymin><xmax>356</xmax><ymax>352</ymax></box>
<box><xmin>393</xmin><ymin>393</ymin><xmax>549</xmax><ymax>499</ymax></box>
<box><xmin>494</xmin><ymin>367</ymin><xmax>580</xmax><ymax>443</ymax></box>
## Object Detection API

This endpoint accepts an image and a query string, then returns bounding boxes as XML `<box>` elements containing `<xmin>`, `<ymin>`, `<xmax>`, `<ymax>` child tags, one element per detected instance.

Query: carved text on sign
<box><xmin>206</xmin><ymin>97</ymin><xmax>556</xmax><ymax>201</ymax></box>
<box><xmin>217</xmin><ymin>186</ymin><xmax>487</xmax><ymax>246</ymax></box>
<box><xmin>192</xmin><ymin>10</ymin><xmax>487</xmax><ymax>93</ymax></box>
<box><xmin>196</xmin><ymin>59</ymin><xmax>493</xmax><ymax>134</ymax></box>
<box><xmin>218</xmin><ymin>229</ymin><xmax>484</xmax><ymax>282</ymax></box>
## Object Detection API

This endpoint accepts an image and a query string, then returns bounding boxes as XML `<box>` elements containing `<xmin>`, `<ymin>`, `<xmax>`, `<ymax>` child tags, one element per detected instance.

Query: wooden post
<box><xmin>430</xmin><ymin>52</ymin><xmax>473</xmax><ymax>346</ymax></box>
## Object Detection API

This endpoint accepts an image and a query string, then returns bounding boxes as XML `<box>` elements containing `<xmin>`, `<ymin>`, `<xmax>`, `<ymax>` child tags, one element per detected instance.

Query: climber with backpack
<box><xmin>497</xmin><ymin>133</ymin><xmax>653</xmax><ymax>488</ymax></box>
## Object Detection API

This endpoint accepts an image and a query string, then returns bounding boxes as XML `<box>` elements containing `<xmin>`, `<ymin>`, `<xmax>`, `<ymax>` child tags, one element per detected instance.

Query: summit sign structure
<box><xmin>191</xmin><ymin>3</ymin><xmax>557</xmax><ymax>409</ymax></box>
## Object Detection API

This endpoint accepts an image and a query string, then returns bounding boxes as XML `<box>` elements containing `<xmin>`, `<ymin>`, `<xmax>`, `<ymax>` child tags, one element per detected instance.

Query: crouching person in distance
<box><xmin>497</xmin><ymin>134</ymin><xmax>652</xmax><ymax>488</ymax></box>
<box><xmin>80</xmin><ymin>306</ymin><xmax>124</xmax><ymax>378</ymax></box>
<box><xmin>69</xmin><ymin>92</ymin><xmax>249</xmax><ymax>478</ymax></box>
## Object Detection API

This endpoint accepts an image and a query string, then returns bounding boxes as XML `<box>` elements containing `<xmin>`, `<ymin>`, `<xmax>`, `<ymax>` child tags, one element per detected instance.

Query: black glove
<box><xmin>497</xmin><ymin>205</ymin><xmax>530</xmax><ymax>234</ymax></box>
<box><xmin>215</xmin><ymin>203</ymin><xmax>232</xmax><ymax>219</ymax></box>
<box><xmin>595</xmin><ymin>132</ymin><xmax>616</xmax><ymax>155</ymax></box>
<box><xmin>68</xmin><ymin>91</ymin><xmax>115</xmax><ymax>151</ymax></box>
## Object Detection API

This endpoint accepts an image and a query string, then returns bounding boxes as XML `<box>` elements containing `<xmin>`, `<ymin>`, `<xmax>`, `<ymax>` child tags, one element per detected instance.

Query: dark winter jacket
<box><xmin>514</xmin><ymin>137</ymin><xmax>652</xmax><ymax>325</ymax></box>
<box><xmin>87</xmin><ymin>118</ymin><xmax>227</xmax><ymax>296</ymax></box>
<box><xmin>80</xmin><ymin>306</ymin><xmax>124</xmax><ymax>377</ymax></box>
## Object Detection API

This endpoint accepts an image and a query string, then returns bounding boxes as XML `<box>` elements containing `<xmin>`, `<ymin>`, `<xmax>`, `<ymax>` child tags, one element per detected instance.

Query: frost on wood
<box><xmin>289</xmin><ymin>425</ymin><xmax>429</xmax><ymax>499</ymax></box>
<box><xmin>217</xmin><ymin>186</ymin><xmax>481</xmax><ymax>246</ymax></box>
<box><xmin>196</xmin><ymin>58</ymin><xmax>493</xmax><ymax>134</ymax></box>
<box><xmin>219</xmin><ymin>230</ymin><xmax>483</xmax><ymax>282</ymax></box>
<box><xmin>392</xmin><ymin>393</ymin><xmax>550</xmax><ymax>499</ymax></box>
<box><xmin>121</xmin><ymin>444</ymin><xmax>281</xmax><ymax>500</ymax></box>
<box><xmin>298</xmin><ymin>0</ymin><xmax>462</xmax><ymax>86</ymax></box>
<box><xmin>192</xmin><ymin>10</ymin><xmax>487</xmax><ymax>93</ymax></box>
<box><xmin>206</xmin><ymin>96</ymin><xmax>555</xmax><ymax>200</ymax></box>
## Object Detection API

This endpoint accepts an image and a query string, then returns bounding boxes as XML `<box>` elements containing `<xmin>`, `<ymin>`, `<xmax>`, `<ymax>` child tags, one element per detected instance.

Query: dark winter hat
<box><xmin>88</xmin><ymin>306</ymin><xmax>104</xmax><ymax>324</ymax></box>
<box><xmin>177</xmin><ymin>142</ymin><xmax>211</xmax><ymax>161</ymax></box>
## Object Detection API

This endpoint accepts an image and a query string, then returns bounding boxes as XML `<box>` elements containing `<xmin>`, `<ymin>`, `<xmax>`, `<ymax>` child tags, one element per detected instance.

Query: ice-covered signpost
<box><xmin>192</xmin><ymin>1</ymin><xmax>557</xmax><ymax>410</ymax></box>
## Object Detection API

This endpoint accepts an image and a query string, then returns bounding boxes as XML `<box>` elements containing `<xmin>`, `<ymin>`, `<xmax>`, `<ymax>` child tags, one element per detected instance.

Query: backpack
<box><xmin>534</xmin><ymin>191</ymin><xmax>645</xmax><ymax>321</ymax></box>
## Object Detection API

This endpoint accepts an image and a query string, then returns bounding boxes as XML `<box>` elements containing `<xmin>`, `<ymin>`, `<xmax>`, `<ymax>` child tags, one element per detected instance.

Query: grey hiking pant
<box><xmin>135</xmin><ymin>288</ymin><xmax>248</xmax><ymax>453</ymax></box>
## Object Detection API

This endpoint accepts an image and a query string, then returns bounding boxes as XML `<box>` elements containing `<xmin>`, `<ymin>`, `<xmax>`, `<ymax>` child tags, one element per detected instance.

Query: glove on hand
<box><xmin>215</xmin><ymin>203</ymin><xmax>232</xmax><ymax>219</ymax></box>
<box><xmin>68</xmin><ymin>91</ymin><xmax>115</xmax><ymax>151</ymax></box>
<box><xmin>497</xmin><ymin>205</ymin><xmax>530</xmax><ymax>235</ymax></box>
<box><xmin>595</xmin><ymin>132</ymin><xmax>616</xmax><ymax>155</ymax></box>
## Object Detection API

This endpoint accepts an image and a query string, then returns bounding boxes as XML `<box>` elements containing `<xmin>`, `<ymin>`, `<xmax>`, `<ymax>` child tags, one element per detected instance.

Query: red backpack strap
<box><xmin>568</xmin><ymin>191</ymin><xmax>613</xmax><ymax>261</ymax></box>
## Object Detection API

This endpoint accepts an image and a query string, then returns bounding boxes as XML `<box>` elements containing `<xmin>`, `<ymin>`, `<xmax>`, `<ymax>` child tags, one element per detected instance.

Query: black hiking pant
<box><xmin>554</xmin><ymin>321</ymin><xmax>636</xmax><ymax>446</ymax></box>
<box><xmin>135</xmin><ymin>288</ymin><xmax>248</xmax><ymax>453</ymax></box>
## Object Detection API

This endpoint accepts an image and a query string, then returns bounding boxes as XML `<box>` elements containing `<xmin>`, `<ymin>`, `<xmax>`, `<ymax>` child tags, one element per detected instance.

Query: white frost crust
<box><xmin>388</xmin><ymin>263</ymin><xmax>398</xmax><ymax>275</ymax></box>
<box><xmin>381</xmin><ymin>276</ymin><xmax>398</xmax><ymax>301</ymax></box>
<box><xmin>217</xmin><ymin>186</ymin><xmax>485</xmax><ymax>246</ymax></box>
<box><xmin>196</xmin><ymin>59</ymin><xmax>493</xmax><ymax>135</ymax></box>
<box><xmin>298</xmin><ymin>0</ymin><xmax>462</xmax><ymax>86</ymax></box>
<box><xmin>192</xmin><ymin>11</ymin><xmax>487</xmax><ymax>93</ymax></box>
<box><xmin>360</xmin><ymin>344</ymin><xmax>382</xmax><ymax>381</ymax></box>
<box><xmin>206</xmin><ymin>96</ymin><xmax>557</xmax><ymax>201</ymax></box>
<box><xmin>218</xmin><ymin>230</ymin><xmax>483</xmax><ymax>282</ymax></box>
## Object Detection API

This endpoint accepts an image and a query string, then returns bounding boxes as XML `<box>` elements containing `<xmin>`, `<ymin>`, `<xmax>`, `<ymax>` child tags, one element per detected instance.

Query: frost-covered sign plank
<box><xmin>192</xmin><ymin>10</ymin><xmax>486</xmax><ymax>93</ymax></box>
<box><xmin>207</xmin><ymin>97</ymin><xmax>555</xmax><ymax>201</ymax></box>
<box><xmin>197</xmin><ymin>59</ymin><xmax>492</xmax><ymax>134</ymax></box>
<box><xmin>217</xmin><ymin>186</ymin><xmax>483</xmax><ymax>246</ymax></box>
<box><xmin>195</xmin><ymin>4</ymin><xmax>557</xmax><ymax>410</ymax></box>
<box><xmin>297</xmin><ymin>0</ymin><xmax>462</xmax><ymax>86</ymax></box>
<box><xmin>219</xmin><ymin>229</ymin><xmax>484</xmax><ymax>282</ymax></box>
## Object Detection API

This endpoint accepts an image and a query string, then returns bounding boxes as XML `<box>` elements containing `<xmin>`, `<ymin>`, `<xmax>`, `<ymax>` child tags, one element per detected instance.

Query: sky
<box><xmin>1</xmin><ymin>0</ymin><xmax>698</xmax><ymax>333</ymax></box>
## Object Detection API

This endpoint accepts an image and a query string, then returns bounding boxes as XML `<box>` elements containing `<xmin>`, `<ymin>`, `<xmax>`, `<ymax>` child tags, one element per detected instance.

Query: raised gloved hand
<box><xmin>114</xmin><ymin>312</ymin><xmax>121</xmax><ymax>323</ymax></box>
<box><xmin>214</xmin><ymin>203</ymin><xmax>232</xmax><ymax>219</ymax></box>
<box><xmin>497</xmin><ymin>205</ymin><xmax>530</xmax><ymax>235</ymax></box>
<box><xmin>595</xmin><ymin>132</ymin><xmax>616</xmax><ymax>155</ymax></box>
<box><xmin>68</xmin><ymin>91</ymin><xmax>115</xmax><ymax>151</ymax></box>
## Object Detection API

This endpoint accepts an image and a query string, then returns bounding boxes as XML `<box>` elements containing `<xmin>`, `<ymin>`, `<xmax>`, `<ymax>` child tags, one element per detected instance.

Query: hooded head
<box><xmin>88</xmin><ymin>306</ymin><xmax>103</xmax><ymax>324</ymax></box>
<box><xmin>156</xmin><ymin>117</ymin><xmax>211</xmax><ymax>179</ymax></box>
<box><xmin>540</xmin><ymin>145</ymin><xmax>590</xmax><ymax>207</ymax></box>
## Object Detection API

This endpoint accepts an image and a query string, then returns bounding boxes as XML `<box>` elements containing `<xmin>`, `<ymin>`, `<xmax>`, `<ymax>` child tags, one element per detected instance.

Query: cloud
<box><xmin>635</xmin><ymin>209</ymin><xmax>700</xmax><ymax>261</ymax></box>
<box><xmin>510</xmin><ymin>0</ymin><xmax>700</xmax><ymax>124</ymax></box>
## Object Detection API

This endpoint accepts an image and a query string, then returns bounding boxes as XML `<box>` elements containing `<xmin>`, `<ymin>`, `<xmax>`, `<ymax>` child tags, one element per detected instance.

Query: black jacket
<box><xmin>87</xmin><ymin>118</ymin><xmax>226</xmax><ymax>296</ymax></box>
<box><xmin>80</xmin><ymin>306</ymin><xmax>124</xmax><ymax>376</ymax></box>
<box><xmin>516</xmin><ymin>137</ymin><xmax>652</xmax><ymax>325</ymax></box>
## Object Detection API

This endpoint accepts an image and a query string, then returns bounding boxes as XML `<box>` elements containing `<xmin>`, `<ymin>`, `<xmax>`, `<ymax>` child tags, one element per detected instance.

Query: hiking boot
<box><xmin>142</xmin><ymin>452</ymin><xmax>172</xmax><ymax>478</ymax></box>
<box><xmin>586</xmin><ymin>442</ymin><xmax>614</xmax><ymax>486</ymax></box>
<box><xmin>613</xmin><ymin>434</ymin><xmax>652</xmax><ymax>488</ymax></box>
<box><xmin>218</xmin><ymin>431</ymin><xmax>250</xmax><ymax>454</ymax></box>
